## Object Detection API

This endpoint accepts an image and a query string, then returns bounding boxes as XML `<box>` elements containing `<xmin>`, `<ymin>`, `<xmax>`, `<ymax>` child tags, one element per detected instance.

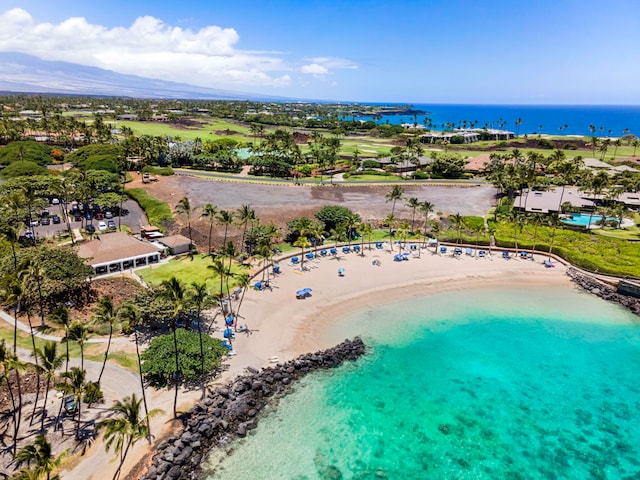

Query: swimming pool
<box><xmin>561</xmin><ymin>213</ymin><xmax>617</xmax><ymax>227</ymax></box>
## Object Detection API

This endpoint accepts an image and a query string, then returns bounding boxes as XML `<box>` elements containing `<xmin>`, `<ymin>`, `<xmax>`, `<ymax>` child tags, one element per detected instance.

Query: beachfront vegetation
<box><xmin>126</xmin><ymin>188</ymin><xmax>173</xmax><ymax>229</ymax></box>
<box><xmin>140</xmin><ymin>329</ymin><xmax>228</xmax><ymax>387</ymax></box>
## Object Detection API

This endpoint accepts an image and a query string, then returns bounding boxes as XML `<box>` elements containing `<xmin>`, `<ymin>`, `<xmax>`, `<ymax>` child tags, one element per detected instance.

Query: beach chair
<box><xmin>440</xmin><ymin>246</ymin><xmax>447</xmax><ymax>254</ymax></box>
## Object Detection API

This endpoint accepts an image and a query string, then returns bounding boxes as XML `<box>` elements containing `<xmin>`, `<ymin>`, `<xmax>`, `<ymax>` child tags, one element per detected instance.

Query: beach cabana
<box><xmin>478</xmin><ymin>250</ymin><xmax>486</xmax><ymax>258</ymax></box>
<box><xmin>342</xmin><ymin>246</ymin><xmax>351</xmax><ymax>253</ymax></box>
<box><xmin>440</xmin><ymin>246</ymin><xmax>447</xmax><ymax>254</ymax></box>
<box><xmin>330</xmin><ymin>248</ymin><xmax>337</xmax><ymax>255</ymax></box>
<box><xmin>454</xmin><ymin>247</ymin><xmax>463</xmax><ymax>256</ymax></box>
<box><xmin>353</xmin><ymin>245</ymin><xmax>361</xmax><ymax>253</ymax></box>
<box><xmin>375</xmin><ymin>242</ymin><xmax>384</xmax><ymax>249</ymax></box>
<box><xmin>393</xmin><ymin>254</ymin><xmax>403</xmax><ymax>262</ymax></box>
<box><xmin>519</xmin><ymin>251</ymin><xmax>531</xmax><ymax>259</ymax></box>
<box><xmin>291</xmin><ymin>257</ymin><xmax>300</xmax><ymax>264</ymax></box>
<box><xmin>502</xmin><ymin>251</ymin><xmax>511</xmax><ymax>259</ymax></box>
<box><xmin>225</xmin><ymin>317</ymin><xmax>235</xmax><ymax>327</ymax></box>
<box><xmin>320</xmin><ymin>249</ymin><xmax>328</xmax><ymax>256</ymax></box>
<box><xmin>306</xmin><ymin>252</ymin><xmax>315</xmax><ymax>260</ymax></box>
<box><xmin>273</xmin><ymin>265</ymin><xmax>281</xmax><ymax>275</ymax></box>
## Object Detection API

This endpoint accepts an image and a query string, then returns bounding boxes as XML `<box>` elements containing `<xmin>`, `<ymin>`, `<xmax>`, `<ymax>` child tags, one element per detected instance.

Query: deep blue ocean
<box><xmin>353</xmin><ymin>104</ymin><xmax>640</xmax><ymax>137</ymax></box>
<box><xmin>205</xmin><ymin>286</ymin><xmax>640</xmax><ymax>479</ymax></box>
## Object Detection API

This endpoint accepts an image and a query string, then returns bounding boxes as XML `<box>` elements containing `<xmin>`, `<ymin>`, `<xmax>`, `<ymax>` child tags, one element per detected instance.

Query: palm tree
<box><xmin>56</xmin><ymin>367</ymin><xmax>86</xmax><ymax>440</ymax></box>
<box><xmin>385</xmin><ymin>213</ymin><xmax>397</xmax><ymax>252</ymax></box>
<box><xmin>233</xmin><ymin>272</ymin><xmax>251</xmax><ymax>322</ymax></box>
<box><xmin>359</xmin><ymin>222</ymin><xmax>373</xmax><ymax>254</ymax></box>
<box><xmin>190</xmin><ymin>282</ymin><xmax>209</xmax><ymax>399</ymax></box>
<box><xmin>16</xmin><ymin>434</ymin><xmax>68</xmax><ymax>480</ymax></box>
<box><xmin>236</xmin><ymin>205</ymin><xmax>256</xmax><ymax>254</ymax></box>
<box><xmin>1</xmin><ymin>339</ymin><xmax>25</xmax><ymax>457</ymax></box>
<box><xmin>343</xmin><ymin>212</ymin><xmax>360</xmax><ymax>247</ymax></box>
<box><xmin>175</xmin><ymin>197</ymin><xmax>194</xmax><ymax>252</ymax></box>
<box><xmin>34</xmin><ymin>341</ymin><xmax>64</xmax><ymax>431</ymax></box>
<box><xmin>96</xmin><ymin>296</ymin><xmax>116</xmax><ymax>385</ymax></box>
<box><xmin>0</xmin><ymin>272</ymin><xmax>23</xmax><ymax>357</ymax></box>
<box><xmin>418</xmin><ymin>201</ymin><xmax>434</xmax><ymax>253</ymax></box>
<box><xmin>117</xmin><ymin>304</ymin><xmax>152</xmax><ymax>443</ymax></box>
<box><xmin>585</xmin><ymin>171</ymin><xmax>610</xmax><ymax>232</ymax></box>
<box><xmin>67</xmin><ymin>321</ymin><xmax>89</xmax><ymax>371</ymax></box>
<box><xmin>208</xmin><ymin>257</ymin><xmax>231</xmax><ymax>300</ymax></box>
<box><xmin>160</xmin><ymin>277</ymin><xmax>186</xmax><ymax>419</ymax></box>
<box><xmin>405</xmin><ymin>197</ymin><xmax>420</xmax><ymax>233</ymax></box>
<box><xmin>100</xmin><ymin>394</ymin><xmax>162</xmax><ymax>480</ymax></box>
<box><xmin>200</xmin><ymin>203</ymin><xmax>217</xmax><ymax>256</ymax></box>
<box><xmin>449</xmin><ymin>213</ymin><xmax>465</xmax><ymax>245</ymax></box>
<box><xmin>19</xmin><ymin>258</ymin><xmax>47</xmax><ymax>329</ymax></box>
<box><xmin>293</xmin><ymin>236</ymin><xmax>311</xmax><ymax>271</ymax></box>
<box><xmin>49</xmin><ymin>306</ymin><xmax>71</xmax><ymax>374</ymax></box>
<box><xmin>385</xmin><ymin>185</ymin><xmax>404</xmax><ymax>217</ymax></box>
<box><xmin>546</xmin><ymin>213</ymin><xmax>560</xmax><ymax>260</ymax></box>
<box><xmin>216</xmin><ymin>209</ymin><xmax>235</xmax><ymax>254</ymax></box>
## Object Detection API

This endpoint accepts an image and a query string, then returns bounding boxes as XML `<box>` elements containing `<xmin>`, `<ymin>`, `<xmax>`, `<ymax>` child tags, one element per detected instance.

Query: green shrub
<box><xmin>126</xmin><ymin>188</ymin><xmax>173</xmax><ymax>230</ymax></box>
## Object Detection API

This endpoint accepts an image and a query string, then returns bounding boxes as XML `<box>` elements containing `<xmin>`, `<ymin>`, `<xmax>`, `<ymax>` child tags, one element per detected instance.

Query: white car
<box><xmin>98</xmin><ymin>221</ymin><xmax>107</xmax><ymax>231</ymax></box>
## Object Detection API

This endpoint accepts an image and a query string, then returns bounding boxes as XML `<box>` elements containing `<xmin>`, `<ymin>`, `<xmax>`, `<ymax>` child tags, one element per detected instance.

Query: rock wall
<box><xmin>567</xmin><ymin>268</ymin><xmax>640</xmax><ymax>315</ymax></box>
<box><xmin>140</xmin><ymin>337</ymin><xmax>366</xmax><ymax>480</ymax></box>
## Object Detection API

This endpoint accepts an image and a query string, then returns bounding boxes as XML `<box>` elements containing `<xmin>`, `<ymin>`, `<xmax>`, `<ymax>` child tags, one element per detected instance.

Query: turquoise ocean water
<box><xmin>205</xmin><ymin>286</ymin><xmax>640</xmax><ymax>479</ymax></box>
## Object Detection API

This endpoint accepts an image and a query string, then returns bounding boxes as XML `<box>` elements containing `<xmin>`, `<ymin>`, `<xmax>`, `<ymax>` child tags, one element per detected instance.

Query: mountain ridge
<box><xmin>0</xmin><ymin>52</ymin><xmax>293</xmax><ymax>101</ymax></box>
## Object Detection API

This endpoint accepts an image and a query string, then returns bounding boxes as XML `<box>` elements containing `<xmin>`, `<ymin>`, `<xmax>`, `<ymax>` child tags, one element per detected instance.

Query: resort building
<box><xmin>513</xmin><ymin>188</ymin><xmax>595</xmax><ymax>214</ymax></box>
<box><xmin>77</xmin><ymin>231</ymin><xmax>163</xmax><ymax>276</ymax></box>
<box><xmin>421</xmin><ymin>128</ymin><xmax>514</xmax><ymax>144</ymax></box>
<box><xmin>375</xmin><ymin>156</ymin><xmax>432</xmax><ymax>173</ymax></box>
<box><xmin>157</xmin><ymin>234</ymin><xmax>193</xmax><ymax>255</ymax></box>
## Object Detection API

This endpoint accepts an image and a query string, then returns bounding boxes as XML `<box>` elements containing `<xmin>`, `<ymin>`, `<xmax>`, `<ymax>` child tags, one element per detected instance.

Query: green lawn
<box><xmin>137</xmin><ymin>254</ymin><xmax>250</xmax><ymax>294</ymax></box>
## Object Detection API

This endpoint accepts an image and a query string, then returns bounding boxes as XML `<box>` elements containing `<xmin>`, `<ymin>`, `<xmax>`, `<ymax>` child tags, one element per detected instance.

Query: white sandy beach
<box><xmin>225</xmin><ymin>245</ymin><xmax>571</xmax><ymax>376</ymax></box>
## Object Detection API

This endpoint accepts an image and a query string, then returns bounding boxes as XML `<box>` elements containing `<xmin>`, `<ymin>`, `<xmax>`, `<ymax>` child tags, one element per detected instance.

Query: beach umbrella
<box><xmin>302</xmin><ymin>287</ymin><xmax>313</xmax><ymax>293</ymax></box>
<box><xmin>296</xmin><ymin>289</ymin><xmax>306</xmax><ymax>296</ymax></box>
<box><xmin>337</xmin><ymin>268</ymin><xmax>345</xmax><ymax>274</ymax></box>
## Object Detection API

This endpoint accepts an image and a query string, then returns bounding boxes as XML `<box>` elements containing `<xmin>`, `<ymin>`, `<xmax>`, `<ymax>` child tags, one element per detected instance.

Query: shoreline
<box><xmin>223</xmin><ymin>247</ymin><xmax>570</xmax><ymax>378</ymax></box>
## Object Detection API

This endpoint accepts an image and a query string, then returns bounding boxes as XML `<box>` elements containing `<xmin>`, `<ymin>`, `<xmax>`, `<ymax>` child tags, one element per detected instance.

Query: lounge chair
<box><xmin>440</xmin><ymin>246</ymin><xmax>447</xmax><ymax>254</ymax></box>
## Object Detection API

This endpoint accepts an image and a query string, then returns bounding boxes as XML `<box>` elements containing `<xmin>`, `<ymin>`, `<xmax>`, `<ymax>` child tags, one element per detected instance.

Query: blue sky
<box><xmin>0</xmin><ymin>0</ymin><xmax>639</xmax><ymax>104</ymax></box>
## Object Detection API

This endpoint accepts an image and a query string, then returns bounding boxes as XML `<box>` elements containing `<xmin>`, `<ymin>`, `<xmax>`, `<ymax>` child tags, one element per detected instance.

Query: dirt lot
<box><xmin>137</xmin><ymin>174</ymin><xmax>496</xmax><ymax>223</ymax></box>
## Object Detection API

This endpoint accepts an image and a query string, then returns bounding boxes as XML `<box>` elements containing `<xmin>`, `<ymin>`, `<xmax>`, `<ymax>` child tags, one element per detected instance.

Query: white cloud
<box><xmin>0</xmin><ymin>8</ymin><xmax>297</xmax><ymax>88</ymax></box>
<box><xmin>301</xmin><ymin>63</ymin><xmax>328</xmax><ymax>75</ymax></box>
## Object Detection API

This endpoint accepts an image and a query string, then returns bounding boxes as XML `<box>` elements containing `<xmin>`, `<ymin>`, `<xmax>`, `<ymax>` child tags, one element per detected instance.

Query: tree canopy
<box><xmin>141</xmin><ymin>329</ymin><xmax>228</xmax><ymax>387</ymax></box>
<box><xmin>315</xmin><ymin>205</ymin><xmax>360</xmax><ymax>232</ymax></box>
<box><xmin>0</xmin><ymin>160</ymin><xmax>51</xmax><ymax>179</ymax></box>
<box><xmin>0</xmin><ymin>140</ymin><xmax>52</xmax><ymax>166</ymax></box>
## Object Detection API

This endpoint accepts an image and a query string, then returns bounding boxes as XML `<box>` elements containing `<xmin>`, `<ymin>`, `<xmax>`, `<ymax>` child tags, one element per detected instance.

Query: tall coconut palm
<box><xmin>208</xmin><ymin>257</ymin><xmax>231</xmax><ymax>300</ymax></box>
<box><xmin>359</xmin><ymin>222</ymin><xmax>372</xmax><ymax>255</ymax></box>
<box><xmin>449</xmin><ymin>213</ymin><xmax>465</xmax><ymax>245</ymax></box>
<box><xmin>16</xmin><ymin>434</ymin><xmax>68</xmax><ymax>480</ymax></box>
<box><xmin>0</xmin><ymin>272</ymin><xmax>23</xmax><ymax>357</ymax></box>
<box><xmin>200</xmin><ymin>203</ymin><xmax>217</xmax><ymax>256</ymax></box>
<box><xmin>585</xmin><ymin>170</ymin><xmax>610</xmax><ymax>232</ymax></box>
<box><xmin>117</xmin><ymin>304</ymin><xmax>152</xmax><ymax>443</ymax></box>
<box><xmin>100</xmin><ymin>394</ymin><xmax>162</xmax><ymax>480</ymax></box>
<box><xmin>233</xmin><ymin>272</ymin><xmax>251</xmax><ymax>322</ymax></box>
<box><xmin>343</xmin><ymin>212</ymin><xmax>360</xmax><ymax>247</ymax></box>
<box><xmin>405</xmin><ymin>197</ymin><xmax>420</xmax><ymax>232</ymax></box>
<box><xmin>18</xmin><ymin>258</ymin><xmax>47</xmax><ymax>329</ymax></box>
<box><xmin>293</xmin><ymin>236</ymin><xmax>311</xmax><ymax>271</ymax></box>
<box><xmin>418</xmin><ymin>201</ymin><xmax>434</xmax><ymax>254</ymax></box>
<box><xmin>67</xmin><ymin>321</ymin><xmax>89</xmax><ymax>371</ymax></box>
<box><xmin>96</xmin><ymin>296</ymin><xmax>116</xmax><ymax>384</ymax></box>
<box><xmin>385</xmin><ymin>185</ymin><xmax>404</xmax><ymax>217</ymax></box>
<box><xmin>49</xmin><ymin>306</ymin><xmax>71</xmax><ymax>374</ymax></box>
<box><xmin>216</xmin><ymin>209</ymin><xmax>235</xmax><ymax>254</ymax></box>
<box><xmin>236</xmin><ymin>205</ymin><xmax>256</xmax><ymax>254</ymax></box>
<box><xmin>175</xmin><ymin>197</ymin><xmax>194</xmax><ymax>252</ymax></box>
<box><xmin>385</xmin><ymin>213</ymin><xmax>397</xmax><ymax>252</ymax></box>
<box><xmin>33</xmin><ymin>341</ymin><xmax>64</xmax><ymax>431</ymax></box>
<box><xmin>1</xmin><ymin>339</ymin><xmax>25</xmax><ymax>457</ymax></box>
<box><xmin>160</xmin><ymin>277</ymin><xmax>186</xmax><ymax>419</ymax></box>
<box><xmin>190</xmin><ymin>282</ymin><xmax>209</xmax><ymax>399</ymax></box>
<box><xmin>56</xmin><ymin>367</ymin><xmax>86</xmax><ymax>440</ymax></box>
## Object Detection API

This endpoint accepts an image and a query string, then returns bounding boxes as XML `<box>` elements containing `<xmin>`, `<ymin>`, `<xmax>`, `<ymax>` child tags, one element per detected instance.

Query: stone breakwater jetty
<box><xmin>140</xmin><ymin>337</ymin><xmax>366</xmax><ymax>480</ymax></box>
<box><xmin>567</xmin><ymin>268</ymin><xmax>640</xmax><ymax>315</ymax></box>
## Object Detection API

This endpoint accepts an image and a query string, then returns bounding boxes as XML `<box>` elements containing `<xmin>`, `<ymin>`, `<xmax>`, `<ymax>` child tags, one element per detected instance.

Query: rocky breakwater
<box><xmin>567</xmin><ymin>268</ymin><xmax>640</xmax><ymax>315</ymax></box>
<box><xmin>140</xmin><ymin>337</ymin><xmax>366</xmax><ymax>480</ymax></box>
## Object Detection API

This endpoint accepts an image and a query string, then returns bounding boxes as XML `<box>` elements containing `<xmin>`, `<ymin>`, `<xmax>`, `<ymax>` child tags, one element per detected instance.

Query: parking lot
<box><xmin>25</xmin><ymin>199</ymin><xmax>148</xmax><ymax>240</ymax></box>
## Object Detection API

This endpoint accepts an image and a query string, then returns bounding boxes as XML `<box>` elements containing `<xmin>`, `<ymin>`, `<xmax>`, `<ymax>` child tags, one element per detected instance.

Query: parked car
<box><xmin>52</xmin><ymin>215</ymin><xmax>61</xmax><ymax>224</ymax></box>
<box><xmin>41</xmin><ymin>217</ymin><xmax>50</xmax><ymax>226</ymax></box>
<box><xmin>51</xmin><ymin>198</ymin><xmax>60</xmax><ymax>205</ymax></box>
<box><xmin>104</xmin><ymin>211</ymin><xmax>114</xmax><ymax>219</ymax></box>
<box><xmin>107</xmin><ymin>220</ymin><xmax>117</xmax><ymax>230</ymax></box>
<box><xmin>74</xmin><ymin>214</ymin><xmax>83</xmax><ymax>222</ymax></box>
<box><xmin>85</xmin><ymin>224</ymin><xmax>96</xmax><ymax>234</ymax></box>
<box><xmin>29</xmin><ymin>219</ymin><xmax>39</xmax><ymax>227</ymax></box>
<box><xmin>85</xmin><ymin>212</ymin><xmax>93</xmax><ymax>221</ymax></box>
<box><xmin>98</xmin><ymin>221</ymin><xmax>107</xmax><ymax>232</ymax></box>
<box><xmin>41</xmin><ymin>210</ymin><xmax>49</xmax><ymax>218</ymax></box>
<box><xmin>95</xmin><ymin>212</ymin><xmax>104</xmax><ymax>220</ymax></box>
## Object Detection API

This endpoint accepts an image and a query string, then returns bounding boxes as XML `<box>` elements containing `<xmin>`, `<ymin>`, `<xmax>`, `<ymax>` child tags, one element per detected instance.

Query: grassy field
<box><xmin>137</xmin><ymin>254</ymin><xmax>250</xmax><ymax>294</ymax></box>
